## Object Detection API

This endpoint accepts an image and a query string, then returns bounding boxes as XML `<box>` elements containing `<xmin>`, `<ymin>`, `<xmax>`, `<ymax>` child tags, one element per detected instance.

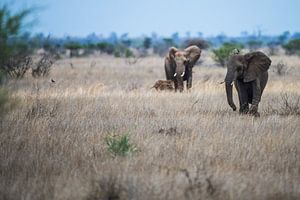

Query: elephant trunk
<box><xmin>174</xmin><ymin>66</ymin><xmax>185</xmax><ymax>92</ymax></box>
<box><xmin>175</xmin><ymin>76</ymin><xmax>184</xmax><ymax>92</ymax></box>
<box><xmin>225</xmin><ymin>72</ymin><xmax>237</xmax><ymax>111</ymax></box>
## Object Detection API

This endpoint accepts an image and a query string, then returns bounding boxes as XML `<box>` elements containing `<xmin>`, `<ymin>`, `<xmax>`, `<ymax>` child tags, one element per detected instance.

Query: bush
<box><xmin>0</xmin><ymin>6</ymin><xmax>31</xmax><ymax>80</ymax></box>
<box><xmin>1</xmin><ymin>55</ymin><xmax>32</xmax><ymax>79</ymax></box>
<box><xmin>267</xmin><ymin>41</ymin><xmax>280</xmax><ymax>55</ymax></box>
<box><xmin>105</xmin><ymin>134</ymin><xmax>138</xmax><ymax>157</ymax></box>
<box><xmin>96</xmin><ymin>42</ymin><xmax>115</xmax><ymax>54</ymax></box>
<box><xmin>282</xmin><ymin>39</ymin><xmax>300</xmax><ymax>55</ymax></box>
<box><xmin>273</xmin><ymin>61</ymin><xmax>290</xmax><ymax>76</ymax></box>
<box><xmin>125</xmin><ymin>49</ymin><xmax>134</xmax><ymax>58</ymax></box>
<box><xmin>264</xmin><ymin>93</ymin><xmax>300</xmax><ymax>116</ymax></box>
<box><xmin>32</xmin><ymin>54</ymin><xmax>56</xmax><ymax>77</ymax></box>
<box><xmin>212</xmin><ymin>43</ymin><xmax>244</xmax><ymax>67</ymax></box>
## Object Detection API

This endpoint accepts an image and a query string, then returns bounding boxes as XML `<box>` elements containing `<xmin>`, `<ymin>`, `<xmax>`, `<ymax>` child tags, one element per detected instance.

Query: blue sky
<box><xmin>2</xmin><ymin>0</ymin><xmax>300</xmax><ymax>37</ymax></box>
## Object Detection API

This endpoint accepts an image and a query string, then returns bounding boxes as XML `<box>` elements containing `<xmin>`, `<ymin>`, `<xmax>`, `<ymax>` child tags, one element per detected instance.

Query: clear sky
<box><xmin>2</xmin><ymin>0</ymin><xmax>300</xmax><ymax>37</ymax></box>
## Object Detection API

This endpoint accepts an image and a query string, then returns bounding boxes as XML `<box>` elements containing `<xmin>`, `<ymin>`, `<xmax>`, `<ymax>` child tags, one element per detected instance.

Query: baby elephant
<box><xmin>165</xmin><ymin>45</ymin><xmax>201</xmax><ymax>92</ymax></box>
<box><xmin>152</xmin><ymin>80</ymin><xmax>174</xmax><ymax>91</ymax></box>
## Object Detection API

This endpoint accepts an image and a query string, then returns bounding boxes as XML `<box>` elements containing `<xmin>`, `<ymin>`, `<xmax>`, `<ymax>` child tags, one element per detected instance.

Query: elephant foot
<box><xmin>248</xmin><ymin>105</ymin><xmax>260</xmax><ymax>117</ymax></box>
<box><xmin>239</xmin><ymin>105</ymin><xmax>249</xmax><ymax>114</ymax></box>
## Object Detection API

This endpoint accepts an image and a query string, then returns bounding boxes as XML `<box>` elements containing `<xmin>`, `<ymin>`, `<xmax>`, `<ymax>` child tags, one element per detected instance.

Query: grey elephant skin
<box><xmin>164</xmin><ymin>45</ymin><xmax>201</xmax><ymax>92</ymax></box>
<box><xmin>225</xmin><ymin>51</ymin><xmax>271</xmax><ymax>116</ymax></box>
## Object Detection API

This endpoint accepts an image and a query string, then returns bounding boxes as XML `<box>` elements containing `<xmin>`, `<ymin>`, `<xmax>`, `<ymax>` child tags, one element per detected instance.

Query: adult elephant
<box><xmin>225</xmin><ymin>51</ymin><xmax>271</xmax><ymax>116</ymax></box>
<box><xmin>165</xmin><ymin>45</ymin><xmax>201</xmax><ymax>92</ymax></box>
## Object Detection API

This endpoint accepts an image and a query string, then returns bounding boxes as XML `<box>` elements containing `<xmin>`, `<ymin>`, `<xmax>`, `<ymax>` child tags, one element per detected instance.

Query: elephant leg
<box><xmin>236</xmin><ymin>80</ymin><xmax>249</xmax><ymax>114</ymax></box>
<box><xmin>186</xmin><ymin>74</ymin><xmax>192</xmax><ymax>90</ymax></box>
<box><xmin>174</xmin><ymin>80</ymin><xmax>178</xmax><ymax>92</ymax></box>
<box><xmin>249</xmin><ymin>79</ymin><xmax>261</xmax><ymax>116</ymax></box>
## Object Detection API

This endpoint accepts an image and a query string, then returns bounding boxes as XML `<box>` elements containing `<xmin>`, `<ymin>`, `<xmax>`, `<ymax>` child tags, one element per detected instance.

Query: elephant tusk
<box><xmin>231</xmin><ymin>82</ymin><xmax>234</xmax><ymax>86</ymax></box>
<box><xmin>181</xmin><ymin>72</ymin><xmax>185</xmax><ymax>77</ymax></box>
<box><xmin>174</xmin><ymin>73</ymin><xmax>177</xmax><ymax>77</ymax></box>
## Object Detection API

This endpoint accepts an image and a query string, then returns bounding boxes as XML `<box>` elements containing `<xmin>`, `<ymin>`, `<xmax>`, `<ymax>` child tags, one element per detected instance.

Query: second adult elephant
<box><xmin>165</xmin><ymin>45</ymin><xmax>201</xmax><ymax>92</ymax></box>
<box><xmin>225</xmin><ymin>51</ymin><xmax>272</xmax><ymax>116</ymax></box>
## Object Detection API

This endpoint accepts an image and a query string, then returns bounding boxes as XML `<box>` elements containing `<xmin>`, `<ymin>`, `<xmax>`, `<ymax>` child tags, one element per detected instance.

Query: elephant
<box><xmin>152</xmin><ymin>80</ymin><xmax>174</xmax><ymax>91</ymax></box>
<box><xmin>164</xmin><ymin>45</ymin><xmax>201</xmax><ymax>92</ymax></box>
<box><xmin>225</xmin><ymin>51</ymin><xmax>272</xmax><ymax>116</ymax></box>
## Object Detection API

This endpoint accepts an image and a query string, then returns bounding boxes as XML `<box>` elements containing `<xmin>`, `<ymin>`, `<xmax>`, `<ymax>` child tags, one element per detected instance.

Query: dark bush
<box><xmin>32</xmin><ymin>54</ymin><xmax>56</xmax><ymax>78</ymax></box>
<box><xmin>0</xmin><ymin>6</ymin><xmax>32</xmax><ymax>80</ymax></box>
<box><xmin>96</xmin><ymin>42</ymin><xmax>115</xmax><ymax>54</ymax></box>
<box><xmin>1</xmin><ymin>55</ymin><xmax>32</xmax><ymax>78</ymax></box>
<box><xmin>283</xmin><ymin>39</ymin><xmax>300</xmax><ymax>55</ymax></box>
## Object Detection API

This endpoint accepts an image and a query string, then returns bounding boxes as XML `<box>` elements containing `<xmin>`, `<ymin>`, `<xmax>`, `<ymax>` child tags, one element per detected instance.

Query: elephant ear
<box><xmin>184</xmin><ymin>45</ymin><xmax>201</xmax><ymax>66</ymax></box>
<box><xmin>168</xmin><ymin>47</ymin><xmax>179</xmax><ymax>60</ymax></box>
<box><xmin>243</xmin><ymin>51</ymin><xmax>271</xmax><ymax>82</ymax></box>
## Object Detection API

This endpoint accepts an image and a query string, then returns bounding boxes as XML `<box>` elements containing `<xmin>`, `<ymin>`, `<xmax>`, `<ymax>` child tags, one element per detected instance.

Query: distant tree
<box><xmin>267</xmin><ymin>41</ymin><xmax>280</xmax><ymax>56</ymax></box>
<box><xmin>143</xmin><ymin>37</ymin><xmax>152</xmax><ymax>49</ymax></box>
<box><xmin>64</xmin><ymin>42</ymin><xmax>82</xmax><ymax>57</ymax></box>
<box><xmin>96</xmin><ymin>42</ymin><xmax>114</xmax><ymax>54</ymax></box>
<box><xmin>278</xmin><ymin>31</ymin><xmax>290</xmax><ymax>45</ymax></box>
<box><xmin>108</xmin><ymin>32</ymin><xmax>118</xmax><ymax>44</ymax></box>
<box><xmin>212</xmin><ymin>42</ymin><xmax>244</xmax><ymax>67</ymax></box>
<box><xmin>282</xmin><ymin>39</ymin><xmax>300</xmax><ymax>55</ymax></box>
<box><xmin>0</xmin><ymin>5</ymin><xmax>32</xmax><ymax>80</ymax></box>
<box><xmin>171</xmin><ymin>32</ymin><xmax>180</xmax><ymax>45</ymax></box>
<box><xmin>163</xmin><ymin>38</ymin><xmax>175</xmax><ymax>47</ymax></box>
<box><xmin>247</xmin><ymin>40</ymin><xmax>263</xmax><ymax>50</ymax></box>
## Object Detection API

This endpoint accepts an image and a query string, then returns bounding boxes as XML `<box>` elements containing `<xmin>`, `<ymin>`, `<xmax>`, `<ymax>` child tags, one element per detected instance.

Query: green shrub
<box><xmin>125</xmin><ymin>49</ymin><xmax>134</xmax><ymax>58</ymax></box>
<box><xmin>212</xmin><ymin>43</ymin><xmax>244</xmax><ymax>67</ymax></box>
<box><xmin>0</xmin><ymin>6</ymin><xmax>32</xmax><ymax>80</ymax></box>
<box><xmin>96</xmin><ymin>42</ymin><xmax>115</xmax><ymax>54</ymax></box>
<box><xmin>283</xmin><ymin>39</ymin><xmax>300</xmax><ymax>55</ymax></box>
<box><xmin>105</xmin><ymin>134</ymin><xmax>138</xmax><ymax>157</ymax></box>
<box><xmin>113</xmin><ymin>50</ymin><xmax>121</xmax><ymax>58</ymax></box>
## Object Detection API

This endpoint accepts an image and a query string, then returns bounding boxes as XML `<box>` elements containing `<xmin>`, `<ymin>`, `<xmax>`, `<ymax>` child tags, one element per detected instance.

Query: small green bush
<box><xmin>212</xmin><ymin>43</ymin><xmax>244</xmax><ymax>67</ymax></box>
<box><xmin>105</xmin><ymin>134</ymin><xmax>138</xmax><ymax>157</ymax></box>
<box><xmin>125</xmin><ymin>49</ymin><xmax>134</xmax><ymax>58</ymax></box>
<box><xmin>0</xmin><ymin>6</ymin><xmax>32</xmax><ymax>80</ymax></box>
<box><xmin>283</xmin><ymin>39</ymin><xmax>300</xmax><ymax>55</ymax></box>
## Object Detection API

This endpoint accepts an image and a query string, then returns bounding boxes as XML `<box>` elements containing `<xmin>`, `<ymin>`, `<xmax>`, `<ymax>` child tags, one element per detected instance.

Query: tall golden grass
<box><xmin>1</xmin><ymin>53</ymin><xmax>299</xmax><ymax>200</ymax></box>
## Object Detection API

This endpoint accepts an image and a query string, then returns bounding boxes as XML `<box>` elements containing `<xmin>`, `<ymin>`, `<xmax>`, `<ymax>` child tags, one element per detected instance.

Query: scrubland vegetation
<box><xmin>1</xmin><ymin>53</ymin><xmax>300</xmax><ymax>200</ymax></box>
<box><xmin>1</xmin><ymin>5</ymin><xmax>300</xmax><ymax>200</ymax></box>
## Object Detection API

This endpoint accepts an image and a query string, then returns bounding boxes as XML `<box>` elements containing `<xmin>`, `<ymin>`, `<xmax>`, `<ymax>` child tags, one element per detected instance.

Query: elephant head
<box><xmin>225</xmin><ymin>51</ymin><xmax>271</xmax><ymax>110</ymax></box>
<box><xmin>168</xmin><ymin>45</ymin><xmax>201</xmax><ymax>91</ymax></box>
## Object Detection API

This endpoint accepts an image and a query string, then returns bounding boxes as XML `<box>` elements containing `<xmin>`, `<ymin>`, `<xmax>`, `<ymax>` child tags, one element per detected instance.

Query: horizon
<box><xmin>2</xmin><ymin>0</ymin><xmax>300</xmax><ymax>38</ymax></box>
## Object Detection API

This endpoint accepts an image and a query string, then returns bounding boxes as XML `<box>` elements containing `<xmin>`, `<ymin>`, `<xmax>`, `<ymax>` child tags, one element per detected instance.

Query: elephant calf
<box><xmin>152</xmin><ymin>80</ymin><xmax>174</xmax><ymax>91</ymax></box>
<box><xmin>165</xmin><ymin>45</ymin><xmax>201</xmax><ymax>92</ymax></box>
<box><xmin>225</xmin><ymin>51</ymin><xmax>272</xmax><ymax>116</ymax></box>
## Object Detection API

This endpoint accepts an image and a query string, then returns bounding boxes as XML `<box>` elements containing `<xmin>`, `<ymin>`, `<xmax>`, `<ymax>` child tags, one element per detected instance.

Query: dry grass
<box><xmin>1</xmin><ymin>53</ymin><xmax>300</xmax><ymax>200</ymax></box>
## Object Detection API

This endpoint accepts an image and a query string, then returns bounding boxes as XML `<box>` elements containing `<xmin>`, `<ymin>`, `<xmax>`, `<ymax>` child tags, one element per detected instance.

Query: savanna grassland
<box><xmin>1</xmin><ymin>51</ymin><xmax>300</xmax><ymax>200</ymax></box>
